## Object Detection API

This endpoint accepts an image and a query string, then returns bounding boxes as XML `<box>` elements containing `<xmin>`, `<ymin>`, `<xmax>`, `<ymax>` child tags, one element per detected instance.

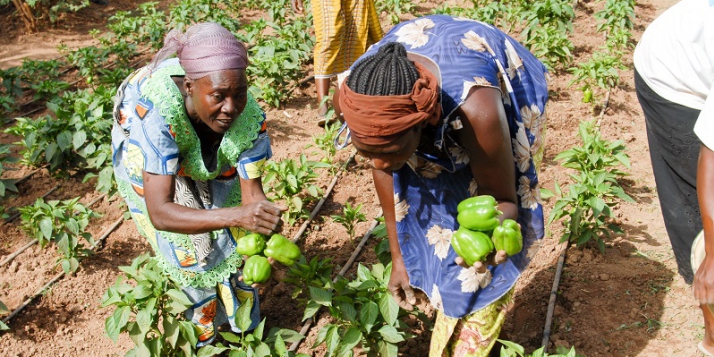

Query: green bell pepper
<box><xmin>242</xmin><ymin>255</ymin><xmax>271</xmax><ymax>285</ymax></box>
<box><xmin>456</xmin><ymin>195</ymin><xmax>501</xmax><ymax>232</ymax></box>
<box><xmin>491</xmin><ymin>219</ymin><xmax>523</xmax><ymax>256</ymax></box>
<box><xmin>451</xmin><ymin>227</ymin><xmax>495</xmax><ymax>266</ymax></box>
<box><xmin>457</xmin><ymin>195</ymin><xmax>498</xmax><ymax>213</ymax></box>
<box><xmin>236</xmin><ymin>233</ymin><xmax>266</xmax><ymax>257</ymax></box>
<box><xmin>264</xmin><ymin>234</ymin><xmax>302</xmax><ymax>266</ymax></box>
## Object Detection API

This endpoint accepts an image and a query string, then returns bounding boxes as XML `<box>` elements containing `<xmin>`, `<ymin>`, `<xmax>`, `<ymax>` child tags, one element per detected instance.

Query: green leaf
<box><xmin>308</xmin><ymin>286</ymin><xmax>333</xmax><ymax>307</ymax></box>
<box><xmin>73</xmin><ymin>130</ymin><xmax>87</xmax><ymax>150</ymax></box>
<box><xmin>378</xmin><ymin>340</ymin><xmax>399</xmax><ymax>357</ymax></box>
<box><xmin>136</xmin><ymin>308</ymin><xmax>152</xmax><ymax>334</ymax></box>
<box><xmin>378</xmin><ymin>293</ymin><xmax>399</xmax><ymax>326</ymax></box>
<box><xmin>39</xmin><ymin>217</ymin><xmax>53</xmax><ymax>240</ymax></box>
<box><xmin>197</xmin><ymin>345</ymin><xmax>228</xmax><ymax>357</ymax></box>
<box><xmin>338</xmin><ymin>327</ymin><xmax>362</xmax><ymax>355</ymax></box>
<box><xmin>359</xmin><ymin>301</ymin><xmax>379</xmax><ymax>332</ymax></box>
<box><xmin>105</xmin><ymin>305</ymin><xmax>131</xmax><ymax>342</ymax></box>
<box><xmin>377</xmin><ymin>325</ymin><xmax>404</xmax><ymax>343</ymax></box>
<box><xmin>57</xmin><ymin>130</ymin><xmax>72</xmax><ymax>151</ymax></box>
<box><xmin>302</xmin><ymin>300</ymin><xmax>321</xmax><ymax>321</ymax></box>
<box><xmin>179</xmin><ymin>320</ymin><xmax>199</xmax><ymax>348</ymax></box>
<box><xmin>163</xmin><ymin>314</ymin><xmax>180</xmax><ymax>348</ymax></box>
<box><xmin>235</xmin><ymin>297</ymin><xmax>253</xmax><ymax>332</ymax></box>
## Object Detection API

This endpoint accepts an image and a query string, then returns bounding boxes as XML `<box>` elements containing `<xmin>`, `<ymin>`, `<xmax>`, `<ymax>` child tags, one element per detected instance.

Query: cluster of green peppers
<box><xmin>451</xmin><ymin>195</ymin><xmax>523</xmax><ymax>266</ymax></box>
<box><xmin>235</xmin><ymin>233</ymin><xmax>302</xmax><ymax>285</ymax></box>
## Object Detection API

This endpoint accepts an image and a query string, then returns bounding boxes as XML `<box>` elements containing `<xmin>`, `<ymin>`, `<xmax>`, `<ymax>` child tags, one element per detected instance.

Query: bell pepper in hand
<box><xmin>264</xmin><ymin>234</ymin><xmax>302</xmax><ymax>266</ymax></box>
<box><xmin>242</xmin><ymin>255</ymin><xmax>271</xmax><ymax>285</ymax></box>
<box><xmin>236</xmin><ymin>233</ymin><xmax>266</xmax><ymax>257</ymax></box>
<box><xmin>457</xmin><ymin>195</ymin><xmax>502</xmax><ymax>232</ymax></box>
<box><xmin>492</xmin><ymin>219</ymin><xmax>523</xmax><ymax>256</ymax></box>
<box><xmin>451</xmin><ymin>227</ymin><xmax>495</xmax><ymax>266</ymax></box>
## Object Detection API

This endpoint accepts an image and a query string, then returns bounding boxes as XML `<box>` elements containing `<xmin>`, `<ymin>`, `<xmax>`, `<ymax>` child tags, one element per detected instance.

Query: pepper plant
<box><xmin>196</xmin><ymin>297</ymin><xmax>309</xmax><ymax>357</ymax></box>
<box><xmin>101</xmin><ymin>253</ymin><xmax>197</xmax><ymax>357</ymax></box>
<box><xmin>262</xmin><ymin>154</ymin><xmax>330</xmax><ymax>225</ymax></box>
<box><xmin>306</xmin><ymin>119</ymin><xmax>339</xmax><ymax>172</ymax></box>
<box><xmin>568</xmin><ymin>52</ymin><xmax>626</xmax><ymax>104</ymax></box>
<box><xmin>376</xmin><ymin>0</ymin><xmax>416</xmax><ymax>24</ymax></box>
<box><xmin>283</xmin><ymin>256</ymin><xmax>335</xmax><ymax>307</ymax></box>
<box><xmin>541</xmin><ymin>120</ymin><xmax>634</xmax><ymax>253</ymax></box>
<box><xmin>305</xmin><ymin>262</ymin><xmax>413</xmax><ymax>357</ymax></box>
<box><xmin>18</xmin><ymin>197</ymin><xmax>101</xmax><ymax>273</ymax></box>
<box><xmin>331</xmin><ymin>202</ymin><xmax>367</xmax><ymax>239</ymax></box>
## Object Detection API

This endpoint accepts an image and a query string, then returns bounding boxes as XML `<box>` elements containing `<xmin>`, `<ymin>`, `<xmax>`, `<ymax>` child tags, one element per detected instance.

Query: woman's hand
<box><xmin>234</xmin><ymin>200</ymin><xmax>287</xmax><ymax>236</ymax></box>
<box><xmin>389</xmin><ymin>257</ymin><xmax>417</xmax><ymax>310</ymax></box>
<box><xmin>695</xmin><ymin>255</ymin><xmax>714</xmax><ymax>305</ymax></box>
<box><xmin>290</xmin><ymin>0</ymin><xmax>304</xmax><ymax>13</ymax></box>
<box><xmin>455</xmin><ymin>250</ymin><xmax>508</xmax><ymax>272</ymax></box>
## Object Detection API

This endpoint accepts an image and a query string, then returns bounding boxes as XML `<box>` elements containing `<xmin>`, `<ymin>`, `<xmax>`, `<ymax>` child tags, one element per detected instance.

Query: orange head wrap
<box><xmin>338</xmin><ymin>62</ymin><xmax>441</xmax><ymax>146</ymax></box>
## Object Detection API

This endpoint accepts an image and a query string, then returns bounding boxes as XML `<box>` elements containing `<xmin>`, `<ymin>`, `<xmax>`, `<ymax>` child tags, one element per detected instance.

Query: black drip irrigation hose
<box><xmin>288</xmin><ymin>213</ymin><xmax>383</xmax><ymax>353</ymax></box>
<box><xmin>0</xmin><ymin>193</ymin><xmax>107</xmax><ymax>267</ymax></box>
<box><xmin>541</xmin><ymin>241</ymin><xmax>568</xmax><ymax>351</ymax></box>
<box><xmin>0</xmin><ymin>215</ymin><xmax>125</xmax><ymax>327</ymax></box>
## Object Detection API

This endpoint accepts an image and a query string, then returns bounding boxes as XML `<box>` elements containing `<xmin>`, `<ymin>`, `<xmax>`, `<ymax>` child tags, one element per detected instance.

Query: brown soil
<box><xmin>0</xmin><ymin>0</ymin><xmax>705</xmax><ymax>356</ymax></box>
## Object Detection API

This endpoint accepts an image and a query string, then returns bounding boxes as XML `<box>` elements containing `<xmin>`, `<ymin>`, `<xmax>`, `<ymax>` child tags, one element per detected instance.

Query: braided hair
<box><xmin>347</xmin><ymin>42</ymin><xmax>420</xmax><ymax>96</ymax></box>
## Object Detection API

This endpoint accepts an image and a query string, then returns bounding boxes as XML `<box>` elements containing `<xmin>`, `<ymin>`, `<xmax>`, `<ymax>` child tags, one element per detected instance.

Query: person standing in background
<box><xmin>291</xmin><ymin>0</ymin><xmax>383</xmax><ymax>127</ymax></box>
<box><xmin>633</xmin><ymin>0</ymin><xmax>714</xmax><ymax>355</ymax></box>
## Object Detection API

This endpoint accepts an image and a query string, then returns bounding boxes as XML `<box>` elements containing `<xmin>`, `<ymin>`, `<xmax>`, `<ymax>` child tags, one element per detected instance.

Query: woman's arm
<box><xmin>456</xmin><ymin>86</ymin><xmax>518</xmax><ymax>221</ymax></box>
<box><xmin>372</xmin><ymin>168</ymin><xmax>416</xmax><ymax>310</ymax></box>
<box><xmin>142</xmin><ymin>171</ymin><xmax>284</xmax><ymax>236</ymax></box>
<box><xmin>694</xmin><ymin>144</ymin><xmax>714</xmax><ymax>304</ymax></box>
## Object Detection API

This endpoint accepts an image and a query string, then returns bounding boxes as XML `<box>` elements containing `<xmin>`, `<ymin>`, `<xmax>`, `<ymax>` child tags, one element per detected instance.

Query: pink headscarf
<box><xmin>151</xmin><ymin>22</ymin><xmax>248</xmax><ymax>79</ymax></box>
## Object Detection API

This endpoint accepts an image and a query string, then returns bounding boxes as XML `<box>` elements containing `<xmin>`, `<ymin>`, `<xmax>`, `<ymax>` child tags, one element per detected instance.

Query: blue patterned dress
<box><xmin>356</xmin><ymin>15</ymin><xmax>548</xmax><ymax>318</ymax></box>
<box><xmin>111</xmin><ymin>58</ymin><xmax>272</xmax><ymax>345</ymax></box>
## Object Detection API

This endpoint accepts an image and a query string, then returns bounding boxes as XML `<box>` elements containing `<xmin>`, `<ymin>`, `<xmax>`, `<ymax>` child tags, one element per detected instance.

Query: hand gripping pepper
<box><xmin>451</xmin><ymin>227</ymin><xmax>495</xmax><ymax>266</ymax></box>
<box><xmin>242</xmin><ymin>255</ymin><xmax>272</xmax><ymax>285</ymax></box>
<box><xmin>491</xmin><ymin>219</ymin><xmax>523</xmax><ymax>256</ymax></box>
<box><xmin>456</xmin><ymin>195</ymin><xmax>502</xmax><ymax>232</ymax></box>
<box><xmin>264</xmin><ymin>234</ymin><xmax>302</xmax><ymax>266</ymax></box>
<box><xmin>236</xmin><ymin>233</ymin><xmax>266</xmax><ymax>257</ymax></box>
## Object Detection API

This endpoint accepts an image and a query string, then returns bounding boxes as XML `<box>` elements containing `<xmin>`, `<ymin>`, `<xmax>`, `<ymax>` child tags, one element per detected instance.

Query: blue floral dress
<box><xmin>111</xmin><ymin>58</ymin><xmax>272</xmax><ymax>346</ymax></box>
<box><xmin>356</xmin><ymin>15</ymin><xmax>548</xmax><ymax>319</ymax></box>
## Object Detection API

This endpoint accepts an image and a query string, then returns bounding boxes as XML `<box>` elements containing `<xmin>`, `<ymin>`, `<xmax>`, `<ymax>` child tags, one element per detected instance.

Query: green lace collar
<box><xmin>139</xmin><ymin>64</ymin><xmax>263</xmax><ymax>180</ymax></box>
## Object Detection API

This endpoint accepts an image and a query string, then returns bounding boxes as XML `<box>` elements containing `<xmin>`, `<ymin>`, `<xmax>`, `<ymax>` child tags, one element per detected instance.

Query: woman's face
<box><xmin>352</xmin><ymin>125</ymin><xmax>421</xmax><ymax>172</ymax></box>
<box><xmin>186</xmin><ymin>69</ymin><xmax>248</xmax><ymax>134</ymax></box>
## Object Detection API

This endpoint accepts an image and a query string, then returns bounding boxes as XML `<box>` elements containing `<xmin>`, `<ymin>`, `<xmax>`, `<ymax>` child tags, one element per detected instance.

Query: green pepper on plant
<box><xmin>491</xmin><ymin>219</ymin><xmax>523</xmax><ymax>256</ymax></box>
<box><xmin>451</xmin><ymin>227</ymin><xmax>495</xmax><ymax>266</ymax></box>
<box><xmin>235</xmin><ymin>233</ymin><xmax>266</xmax><ymax>257</ymax></box>
<box><xmin>242</xmin><ymin>255</ymin><xmax>272</xmax><ymax>285</ymax></box>
<box><xmin>264</xmin><ymin>234</ymin><xmax>302</xmax><ymax>266</ymax></box>
<box><xmin>456</xmin><ymin>195</ymin><xmax>502</xmax><ymax>232</ymax></box>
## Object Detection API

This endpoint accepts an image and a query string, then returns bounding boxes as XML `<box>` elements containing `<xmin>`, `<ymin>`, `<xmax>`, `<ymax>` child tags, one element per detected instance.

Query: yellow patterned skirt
<box><xmin>429</xmin><ymin>288</ymin><xmax>514</xmax><ymax>357</ymax></box>
<box><xmin>311</xmin><ymin>0</ymin><xmax>383</xmax><ymax>77</ymax></box>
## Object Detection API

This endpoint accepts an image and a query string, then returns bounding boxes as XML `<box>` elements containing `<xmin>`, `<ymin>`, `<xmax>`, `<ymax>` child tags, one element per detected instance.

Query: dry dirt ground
<box><xmin>0</xmin><ymin>0</ymin><xmax>707</xmax><ymax>356</ymax></box>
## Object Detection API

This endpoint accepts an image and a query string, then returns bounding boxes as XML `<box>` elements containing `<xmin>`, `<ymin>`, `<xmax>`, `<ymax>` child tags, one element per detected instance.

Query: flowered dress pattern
<box><xmin>111</xmin><ymin>58</ymin><xmax>271</xmax><ymax>345</ymax></box>
<box><xmin>357</xmin><ymin>15</ymin><xmax>548</xmax><ymax>318</ymax></box>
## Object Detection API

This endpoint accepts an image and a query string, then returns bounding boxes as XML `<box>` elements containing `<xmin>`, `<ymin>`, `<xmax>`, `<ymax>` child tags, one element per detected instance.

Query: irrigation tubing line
<box><xmin>1</xmin><ymin>215</ymin><xmax>124</xmax><ymax>327</ymax></box>
<box><xmin>541</xmin><ymin>241</ymin><xmax>569</xmax><ymax>350</ymax></box>
<box><xmin>12</xmin><ymin>165</ymin><xmax>46</xmax><ymax>186</ymax></box>
<box><xmin>596</xmin><ymin>87</ymin><xmax>612</xmax><ymax>127</ymax></box>
<box><xmin>290</xmin><ymin>151</ymin><xmax>356</xmax><ymax>244</ymax></box>
<box><xmin>0</xmin><ymin>193</ymin><xmax>107</xmax><ymax>267</ymax></box>
<box><xmin>4</xmin><ymin>183</ymin><xmax>60</xmax><ymax>223</ymax></box>
<box><xmin>288</xmin><ymin>213</ymin><xmax>383</xmax><ymax>353</ymax></box>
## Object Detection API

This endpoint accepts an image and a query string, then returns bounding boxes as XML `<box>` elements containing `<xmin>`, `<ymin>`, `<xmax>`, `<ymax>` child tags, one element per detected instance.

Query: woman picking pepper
<box><xmin>334</xmin><ymin>15</ymin><xmax>548</xmax><ymax>356</ymax></box>
<box><xmin>111</xmin><ymin>23</ymin><xmax>286</xmax><ymax>347</ymax></box>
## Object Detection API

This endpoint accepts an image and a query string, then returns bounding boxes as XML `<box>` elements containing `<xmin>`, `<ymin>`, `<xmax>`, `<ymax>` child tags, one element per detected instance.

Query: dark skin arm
<box><xmin>142</xmin><ymin>171</ymin><xmax>285</xmax><ymax>236</ymax></box>
<box><xmin>694</xmin><ymin>144</ymin><xmax>714</xmax><ymax>304</ymax></box>
<box><xmin>372</xmin><ymin>86</ymin><xmax>515</xmax><ymax>309</ymax></box>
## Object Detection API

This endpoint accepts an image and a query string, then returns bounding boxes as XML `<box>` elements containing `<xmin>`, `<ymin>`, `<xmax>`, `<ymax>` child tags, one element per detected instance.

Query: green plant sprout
<box><xmin>19</xmin><ymin>197</ymin><xmax>101</xmax><ymax>273</ymax></box>
<box><xmin>283</xmin><ymin>256</ymin><xmax>335</xmax><ymax>307</ymax></box>
<box><xmin>331</xmin><ymin>202</ymin><xmax>367</xmax><ymax>238</ymax></box>
<box><xmin>541</xmin><ymin>120</ymin><xmax>634</xmax><ymax>253</ymax></box>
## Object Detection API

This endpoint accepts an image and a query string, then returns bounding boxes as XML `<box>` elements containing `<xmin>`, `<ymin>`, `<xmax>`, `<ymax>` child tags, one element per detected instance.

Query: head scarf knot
<box><xmin>151</xmin><ymin>22</ymin><xmax>248</xmax><ymax>79</ymax></box>
<box><xmin>339</xmin><ymin>62</ymin><xmax>441</xmax><ymax>145</ymax></box>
